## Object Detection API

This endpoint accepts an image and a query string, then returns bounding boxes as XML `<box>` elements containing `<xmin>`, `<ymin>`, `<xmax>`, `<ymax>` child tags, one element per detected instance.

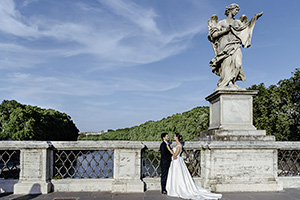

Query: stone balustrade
<box><xmin>276</xmin><ymin>142</ymin><xmax>300</xmax><ymax>188</ymax></box>
<box><xmin>0</xmin><ymin>140</ymin><xmax>300</xmax><ymax>194</ymax></box>
<box><xmin>0</xmin><ymin>141</ymin><xmax>145</xmax><ymax>194</ymax></box>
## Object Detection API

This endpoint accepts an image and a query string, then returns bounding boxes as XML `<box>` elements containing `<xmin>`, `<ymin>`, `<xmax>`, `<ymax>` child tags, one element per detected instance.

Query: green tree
<box><xmin>276</xmin><ymin>68</ymin><xmax>300</xmax><ymax>140</ymax></box>
<box><xmin>249</xmin><ymin>68</ymin><xmax>300</xmax><ymax>141</ymax></box>
<box><xmin>0</xmin><ymin>100</ymin><xmax>79</xmax><ymax>141</ymax></box>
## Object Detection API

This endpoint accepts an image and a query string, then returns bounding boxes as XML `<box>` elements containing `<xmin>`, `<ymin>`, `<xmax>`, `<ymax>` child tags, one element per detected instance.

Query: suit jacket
<box><xmin>159</xmin><ymin>141</ymin><xmax>172</xmax><ymax>166</ymax></box>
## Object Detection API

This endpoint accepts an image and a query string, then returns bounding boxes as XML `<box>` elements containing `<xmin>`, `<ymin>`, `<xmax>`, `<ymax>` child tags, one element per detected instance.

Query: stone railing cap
<box><xmin>51</xmin><ymin>140</ymin><xmax>144</xmax><ymax>150</ymax></box>
<box><xmin>0</xmin><ymin>141</ymin><xmax>51</xmax><ymax>150</ymax></box>
<box><xmin>141</xmin><ymin>141</ymin><xmax>208</xmax><ymax>150</ymax></box>
<box><xmin>2</xmin><ymin>140</ymin><xmax>300</xmax><ymax>150</ymax></box>
<box><xmin>275</xmin><ymin>141</ymin><xmax>300</xmax><ymax>150</ymax></box>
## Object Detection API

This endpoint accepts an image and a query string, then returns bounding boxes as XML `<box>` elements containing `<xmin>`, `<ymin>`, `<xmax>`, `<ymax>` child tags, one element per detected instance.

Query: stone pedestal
<box><xmin>201</xmin><ymin>141</ymin><xmax>283</xmax><ymax>192</ymax></box>
<box><xmin>198</xmin><ymin>90</ymin><xmax>282</xmax><ymax>192</ymax></box>
<box><xmin>198</xmin><ymin>90</ymin><xmax>275</xmax><ymax>141</ymax></box>
<box><xmin>208</xmin><ymin>90</ymin><xmax>257</xmax><ymax>131</ymax></box>
<box><xmin>14</xmin><ymin>142</ymin><xmax>52</xmax><ymax>194</ymax></box>
<box><xmin>112</xmin><ymin>148</ymin><xmax>144</xmax><ymax>193</ymax></box>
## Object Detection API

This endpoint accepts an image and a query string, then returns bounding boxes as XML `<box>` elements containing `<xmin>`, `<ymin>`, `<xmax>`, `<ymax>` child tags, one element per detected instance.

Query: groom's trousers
<box><xmin>161</xmin><ymin>161</ymin><xmax>170</xmax><ymax>192</ymax></box>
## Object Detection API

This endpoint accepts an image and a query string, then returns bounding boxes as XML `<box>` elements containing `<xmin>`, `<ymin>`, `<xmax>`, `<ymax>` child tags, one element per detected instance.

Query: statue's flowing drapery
<box><xmin>231</xmin><ymin>15</ymin><xmax>259</xmax><ymax>48</ymax></box>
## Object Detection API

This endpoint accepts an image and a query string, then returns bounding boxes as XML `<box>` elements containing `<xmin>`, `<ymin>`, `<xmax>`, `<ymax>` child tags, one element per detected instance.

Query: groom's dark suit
<box><xmin>160</xmin><ymin>141</ymin><xmax>172</xmax><ymax>193</ymax></box>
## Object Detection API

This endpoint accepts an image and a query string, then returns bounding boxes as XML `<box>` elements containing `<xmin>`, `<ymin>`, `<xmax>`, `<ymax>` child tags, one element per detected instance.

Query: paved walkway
<box><xmin>1</xmin><ymin>189</ymin><xmax>300</xmax><ymax>200</ymax></box>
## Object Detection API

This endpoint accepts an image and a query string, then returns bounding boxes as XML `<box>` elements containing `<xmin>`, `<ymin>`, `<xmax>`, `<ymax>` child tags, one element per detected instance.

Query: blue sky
<box><xmin>0</xmin><ymin>0</ymin><xmax>299</xmax><ymax>132</ymax></box>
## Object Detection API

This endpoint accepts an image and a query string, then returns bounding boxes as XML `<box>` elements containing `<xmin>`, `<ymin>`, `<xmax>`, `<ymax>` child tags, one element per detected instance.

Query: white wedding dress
<box><xmin>166</xmin><ymin>144</ymin><xmax>222</xmax><ymax>200</ymax></box>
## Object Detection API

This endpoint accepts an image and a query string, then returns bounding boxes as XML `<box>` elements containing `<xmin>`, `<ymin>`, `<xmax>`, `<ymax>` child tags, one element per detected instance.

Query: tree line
<box><xmin>249</xmin><ymin>68</ymin><xmax>299</xmax><ymax>141</ymax></box>
<box><xmin>78</xmin><ymin>106</ymin><xmax>209</xmax><ymax>141</ymax></box>
<box><xmin>80</xmin><ymin>68</ymin><xmax>299</xmax><ymax>141</ymax></box>
<box><xmin>0</xmin><ymin>100</ymin><xmax>78</xmax><ymax>141</ymax></box>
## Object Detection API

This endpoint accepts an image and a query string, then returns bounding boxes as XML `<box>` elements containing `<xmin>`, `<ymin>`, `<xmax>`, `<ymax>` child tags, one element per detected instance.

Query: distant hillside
<box><xmin>78</xmin><ymin>106</ymin><xmax>209</xmax><ymax>141</ymax></box>
<box><xmin>78</xmin><ymin>68</ymin><xmax>300</xmax><ymax>142</ymax></box>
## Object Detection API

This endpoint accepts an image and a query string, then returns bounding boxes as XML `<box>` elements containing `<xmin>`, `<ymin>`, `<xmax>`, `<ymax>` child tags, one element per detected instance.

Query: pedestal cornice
<box><xmin>205</xmin><ymin>90</ymin><xmax>259</xmax><ymax>102</ymax></box>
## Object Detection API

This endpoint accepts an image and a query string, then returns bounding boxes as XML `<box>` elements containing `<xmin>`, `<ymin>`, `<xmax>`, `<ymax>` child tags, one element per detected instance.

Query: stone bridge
<box><xmin>0</xmin><ymin>140</ymin><xmax>300</xmax><ymax>195</ymax></box>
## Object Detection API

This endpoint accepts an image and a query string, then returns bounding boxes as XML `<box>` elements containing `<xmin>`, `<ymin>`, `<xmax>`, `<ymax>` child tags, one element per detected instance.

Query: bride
<box><xmin>166</xmin><ymin>133</ymin><xmax>222</xmax><ymax>200</ymax></box>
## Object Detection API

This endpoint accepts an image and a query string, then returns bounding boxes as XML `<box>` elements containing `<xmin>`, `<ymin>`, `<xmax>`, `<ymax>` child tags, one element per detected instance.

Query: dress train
<box><xmin>166</xmin><ymin>145</ymin><xmax>222</xmax><ymax>200</ymax></box>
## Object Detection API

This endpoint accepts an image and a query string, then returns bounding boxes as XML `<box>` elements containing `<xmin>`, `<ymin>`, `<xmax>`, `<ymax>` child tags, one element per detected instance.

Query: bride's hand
<box><xmin>173</xmin><ymin>156</ymin><xmax>177</xmax><ymax>160</ymax></box>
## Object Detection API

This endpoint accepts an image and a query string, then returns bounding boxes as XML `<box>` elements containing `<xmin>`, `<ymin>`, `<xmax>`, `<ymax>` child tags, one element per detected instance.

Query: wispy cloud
<box><xmin>0</xmin><ymin>0</ymin><xmax>41</xmax><ymax>38</ymax></box>
<box><xmin>3</xmin><ymin>72</ymin><xmax>182</xmax><ymax>99</ymax></box>
<box><xmin>21</xmin><ymin>0</ymin><xmax>39</xmax><ymax>8</ymax></box>
<box><xmin>100</xmin><ymin>0</ymin><xmax>160</xmax><ymax>34</ymax></box>
<box><xmin>0</xmin><ymin>0</ymin><xmax>209</xmax><ymax>70</ymax></box>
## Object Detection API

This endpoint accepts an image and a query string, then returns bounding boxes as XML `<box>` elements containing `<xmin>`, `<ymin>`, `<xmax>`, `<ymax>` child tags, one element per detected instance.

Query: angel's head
<box><xmin>225</xmin><ymin>3</ymin><xmax>240</xmax><ymax>17</ymax></box>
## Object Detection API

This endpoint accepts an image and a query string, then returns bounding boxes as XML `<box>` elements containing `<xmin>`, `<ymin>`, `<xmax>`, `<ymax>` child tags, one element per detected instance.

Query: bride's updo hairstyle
<box><xmin>175</xmin><ymin>133</ymin><xmax>183</xmax><ymax>141</ymax></box>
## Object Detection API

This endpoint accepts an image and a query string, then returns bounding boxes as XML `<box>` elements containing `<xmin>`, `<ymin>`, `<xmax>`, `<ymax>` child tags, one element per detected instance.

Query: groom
<box><xmin>159</xmin><ymin>132</ymin><xmax>172</xmax><ymax>194</ymax></box>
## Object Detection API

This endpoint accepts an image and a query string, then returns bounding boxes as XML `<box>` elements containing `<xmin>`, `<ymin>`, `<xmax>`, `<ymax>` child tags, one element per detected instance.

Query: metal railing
<box><xmin>183</xmin><ymin>149</ymin><xmax>201</xmax><ymax>177</ymax></box>
<box><xmin>142</xmin><ymin>149</ymin><xmax>161</xmax><ymax>177</ymax></box>
<box><xmin>278</xmin><ymin>150</ymin><xmax>300</xmax><ymax>176</ymax></box>
<box><xmin>0</xmin><ymin>150</ymin><xmax>20</xmax><ymax>179</ymax></box>
<box><xmin>53</xmin><ymin>150</ymin><xmax>114</xmax><ymax>179</ymax></box>
<box><xmin>141</xmin><ymin>143</ymin><xmax>202</xmax><ymax>178</ymax></box>
<box><xmin>277</xmin><ymin>142</ymin><xmax>300</xmax><ymax>177</ymax></box>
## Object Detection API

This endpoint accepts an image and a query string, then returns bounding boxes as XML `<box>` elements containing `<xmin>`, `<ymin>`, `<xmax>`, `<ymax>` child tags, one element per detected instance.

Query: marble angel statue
<box><xmin>208</xmin><ymin>3</ymin><xmax>263</xmax><ymax>90</ymax></box>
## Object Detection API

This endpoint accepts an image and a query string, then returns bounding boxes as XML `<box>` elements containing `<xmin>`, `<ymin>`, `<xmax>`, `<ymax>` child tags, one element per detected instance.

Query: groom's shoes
<box><xmin>162</xmin><ymin>191</ymin><xmax>167</xmax><ymax>195</ymax></box>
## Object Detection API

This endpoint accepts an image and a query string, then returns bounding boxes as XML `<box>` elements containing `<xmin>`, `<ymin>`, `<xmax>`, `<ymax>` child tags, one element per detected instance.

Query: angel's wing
<box><xmin>240</xmin><ymin>15</ymin><xmax>248</xmax><ymax>24</ymax></box>
<box><xmin>208</xmin><ymin>14</ymin><xmax>218</xmax><ymax>30</ymax></box>
<box><xmin>208</xmin><ymin>15</ymin><xmax>218</xmax><ymax>54</ymax></box>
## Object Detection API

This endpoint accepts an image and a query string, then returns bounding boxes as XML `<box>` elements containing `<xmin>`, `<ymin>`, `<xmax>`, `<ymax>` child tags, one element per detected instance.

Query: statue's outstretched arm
<box><xmin>255</xmin><ymin>12</ymin><xmax>263</xmax><ymax>19</ymax></box>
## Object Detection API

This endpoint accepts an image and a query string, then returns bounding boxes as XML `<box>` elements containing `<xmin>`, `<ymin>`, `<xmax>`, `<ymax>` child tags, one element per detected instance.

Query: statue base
<box><xmin>196</xmin><ymin>129</ymin><xmax>275</xmax><ymax>141</ymax></box>
<box><xmin>196</xmin><ymin>90</ymin><xmax>282</xmax><ymax>192</ymax></box>
<box><xmin>200</xmin><ymin>141</ymin><xmax>283</xmax><ymax>192</ymax></box>
<box><xmin>196</xmin><ymin>90</ymin><xmax>275</xmax><ymax>141</ymax></box>
<box><xmin>207</xmin><ymin>90</ymin><xmax>257</xmax><ymax>131</ymax></box>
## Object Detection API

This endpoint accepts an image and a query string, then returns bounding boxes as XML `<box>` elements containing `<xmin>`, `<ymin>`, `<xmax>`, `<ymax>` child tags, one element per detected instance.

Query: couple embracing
<box><xmin>160</xmin><ymin>132</ymin><xmax>222</xmax><ymax>200</ymax></box>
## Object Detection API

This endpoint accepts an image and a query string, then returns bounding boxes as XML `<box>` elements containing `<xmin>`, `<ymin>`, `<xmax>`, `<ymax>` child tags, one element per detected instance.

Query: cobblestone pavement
<box><xmin>1</xmin><ymin>189</ymin><xmax>300</xmax><ymax>200</ymax></box>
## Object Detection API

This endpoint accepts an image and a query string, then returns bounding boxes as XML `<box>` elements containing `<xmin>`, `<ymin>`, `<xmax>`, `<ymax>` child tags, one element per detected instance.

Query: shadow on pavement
<box><xmin>0</xmin><ymin>193</ymin><xmax>13</xmax><ymax>198</ymax></box>
<box><xmin>11</xmin><ymin>194</ymin><xmax>41</xmax><ymax>200</ymax></box>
